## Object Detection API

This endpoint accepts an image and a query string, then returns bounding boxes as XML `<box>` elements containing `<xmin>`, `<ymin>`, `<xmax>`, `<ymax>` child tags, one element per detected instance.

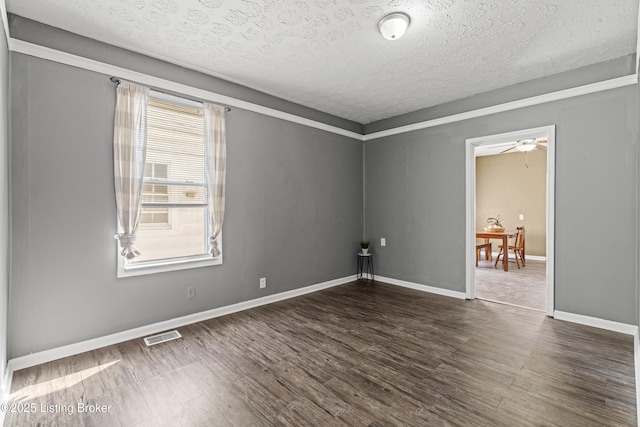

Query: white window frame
<box><xmin>117</xmin><ymin>91</ymin><xmax>222</xmax><ymax>278</ymax></box>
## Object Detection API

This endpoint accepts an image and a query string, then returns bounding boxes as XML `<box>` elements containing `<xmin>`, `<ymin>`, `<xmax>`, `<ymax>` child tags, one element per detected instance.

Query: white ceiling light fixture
<box><xmin>378</xmin><ymin>12</ymin><xmax>411</xmax><ymax>41</ymax></box>
<box><xmin>516</xmin><ymin>139</ymin><xmax>537</xmax><ymax>152</ymax></box>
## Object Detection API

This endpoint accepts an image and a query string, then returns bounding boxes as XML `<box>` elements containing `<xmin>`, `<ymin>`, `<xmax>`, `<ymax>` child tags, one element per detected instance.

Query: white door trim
<box><xmin>465</xmin><ymin>125</ymin><xmax>555</xmax><ymax>316</ymax></box>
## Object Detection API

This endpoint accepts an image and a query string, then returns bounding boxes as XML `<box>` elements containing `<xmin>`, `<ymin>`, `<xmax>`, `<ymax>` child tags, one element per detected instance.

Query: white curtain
<box><xmin>203</xmin><ymin>103</ymin><xmax>226</xmax><ymax>257</ymax></box>
<box><xmin>113</xmin><ymin>81</ymin><xmax>149</xmax><ymax>259</ymax></box>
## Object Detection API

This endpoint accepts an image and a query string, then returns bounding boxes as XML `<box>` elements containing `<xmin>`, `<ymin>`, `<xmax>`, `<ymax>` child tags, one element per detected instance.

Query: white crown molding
<box><xmin>364</xmin><ymin>74</ymin><xmax>638</xmax><ymax>141</ymax></box>
<box><xmin>9</xmin><ymin>37</ymin><xmax>640</xmax><ymax>145</ymax></box>
<box><xmin>8</xmin><ymin>38</ymin><xmax>364</xmax><ymax>141</ymax></box>
<box><xmin>6</xmin><ymin>275</ymin><xmax>356</xmax><ymax>371</ymax></box>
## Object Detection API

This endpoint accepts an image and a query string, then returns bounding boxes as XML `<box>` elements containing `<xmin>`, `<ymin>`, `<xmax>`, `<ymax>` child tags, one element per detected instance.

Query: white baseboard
<box><xmin>553</xmin><ymin>311</ymin><xmax>638</xmax><ymax>336</ymax></box>
<box><xmin>376</xmin><ymin>275</ymin><xmax>467</xmax><ymax>300</ymax></box>
<box><xmin>7</xmin><ymin>275</ymin><xmax>356</xmax><ymax>372</ymax></box>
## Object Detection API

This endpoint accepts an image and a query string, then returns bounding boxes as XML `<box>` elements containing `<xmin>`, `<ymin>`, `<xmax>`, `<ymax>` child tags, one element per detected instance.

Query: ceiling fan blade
<box><xmin>499</xmin><ymin>145</ymin><xmax>517</xmax><ymax>154</ymax></box>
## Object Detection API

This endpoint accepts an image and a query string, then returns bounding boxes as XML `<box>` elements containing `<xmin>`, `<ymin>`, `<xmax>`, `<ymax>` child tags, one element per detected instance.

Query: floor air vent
<box><xmin>143</xmin><ymin>330</ymin><xmax>182</xmax><ymax>346</ymax></box>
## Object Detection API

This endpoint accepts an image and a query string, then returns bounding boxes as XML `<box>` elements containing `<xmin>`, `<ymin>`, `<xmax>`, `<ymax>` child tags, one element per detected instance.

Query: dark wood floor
<box><xmin>6</xmin><ymin>281</ymin><xmax>637</xmax><ymax>426</ymax></box>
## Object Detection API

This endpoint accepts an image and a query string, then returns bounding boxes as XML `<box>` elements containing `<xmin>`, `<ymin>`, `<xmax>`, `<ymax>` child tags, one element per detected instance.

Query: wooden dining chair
<box><xmin>476</xmin><ymin>242</ymin><xmax>492</xmax><ymax>266</ymax></box>
<box><xmin>494</xmin><ymin>226</ymin><xmax>525</xmax><ymax>269</ymax></box>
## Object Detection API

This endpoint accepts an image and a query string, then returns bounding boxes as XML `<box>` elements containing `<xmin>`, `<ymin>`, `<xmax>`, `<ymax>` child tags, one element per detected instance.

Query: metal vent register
<box><xmin>143</xmin><ymin>330</ymin><xmax>182</xmax><ymax>346</ymax></box>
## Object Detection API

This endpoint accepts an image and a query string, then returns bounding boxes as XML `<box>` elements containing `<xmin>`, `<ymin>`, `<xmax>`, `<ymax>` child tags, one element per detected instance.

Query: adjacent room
<box><xmin>1</xmin><ymin>1</ymin><xmax>639</xmax><ymax>426</ymax></box>
<box><xmin>474</xmin><ymin>139</ymin><xmax>548</xmax><ymax>311</ymax></box>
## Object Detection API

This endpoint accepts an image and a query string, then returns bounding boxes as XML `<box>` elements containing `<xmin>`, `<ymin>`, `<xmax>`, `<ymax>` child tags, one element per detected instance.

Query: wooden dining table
<box><xmin>476</xmin><ymin>229</ymin><xmax>519</xmax><ymax>271</ymax></box>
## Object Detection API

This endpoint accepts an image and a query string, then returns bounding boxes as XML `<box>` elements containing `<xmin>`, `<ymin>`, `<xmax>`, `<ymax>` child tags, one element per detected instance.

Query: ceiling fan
<box><xmin>499</xmin><ymin>138</ymin><xmax>547</xmax><ymax>154</ymax></box>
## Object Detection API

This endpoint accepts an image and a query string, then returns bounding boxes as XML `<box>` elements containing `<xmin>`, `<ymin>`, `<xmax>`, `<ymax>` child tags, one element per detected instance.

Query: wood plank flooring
<box><xmin>5</xmin><ymin>281</ymin><xmax>636</xmax><ymax>426</ymax></box>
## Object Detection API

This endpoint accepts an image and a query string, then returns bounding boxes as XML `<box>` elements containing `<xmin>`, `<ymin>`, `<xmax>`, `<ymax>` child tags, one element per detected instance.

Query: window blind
<box><xmin>146</xmin><ymin>99</ymin><xmax>205</xmax><ymax>185</ymax></box>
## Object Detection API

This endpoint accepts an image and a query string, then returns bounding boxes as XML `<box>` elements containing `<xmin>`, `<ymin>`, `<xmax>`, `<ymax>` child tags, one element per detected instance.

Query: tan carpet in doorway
<box><xmin>475</xmin><ymin>258</ymin><xmax>546</xmax><ymax>311</ymax></box>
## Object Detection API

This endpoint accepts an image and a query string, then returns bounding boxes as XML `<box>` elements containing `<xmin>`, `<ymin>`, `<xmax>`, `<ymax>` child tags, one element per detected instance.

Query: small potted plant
<box><xmin>360</xmin><ymin>240</ymin><xmax>370</xmax><ymax>254</ymax></box>
<box><xmin>486</xmin><ymin>215</ymin><xmax>505</xmax><ymax>232</ymax></box>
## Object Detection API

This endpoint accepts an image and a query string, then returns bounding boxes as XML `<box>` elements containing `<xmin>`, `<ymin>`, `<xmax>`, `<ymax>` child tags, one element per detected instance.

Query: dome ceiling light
<box><xmin>378</xmin><ymin>12</ymin><xmax>411</xmax><ymax>41</ymax></box>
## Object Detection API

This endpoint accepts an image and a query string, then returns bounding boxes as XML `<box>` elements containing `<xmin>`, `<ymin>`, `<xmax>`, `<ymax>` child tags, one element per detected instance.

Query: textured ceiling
<box><xmin>7</xmin><ymin>0</ymin><xmax>639</xmax><ymax>124</ymax></box>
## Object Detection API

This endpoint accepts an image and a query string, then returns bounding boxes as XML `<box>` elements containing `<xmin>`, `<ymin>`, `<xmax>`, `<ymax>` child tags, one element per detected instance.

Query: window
<box><xmin>118</xmin><ymin>92</ymin><xmax>222</xmax><ymax>277</ymax></box>
<box><xmin>140</xmin><ymin>163</ymin><xmax>170</xmax><ymax>227</ymax></box>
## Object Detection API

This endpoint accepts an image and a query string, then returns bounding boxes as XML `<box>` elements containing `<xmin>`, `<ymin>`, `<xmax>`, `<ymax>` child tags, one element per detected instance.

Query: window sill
<box><xmin>117</xmin><ymin>254</ymin><xmax>222</xmax><ymax>278</ymax></box>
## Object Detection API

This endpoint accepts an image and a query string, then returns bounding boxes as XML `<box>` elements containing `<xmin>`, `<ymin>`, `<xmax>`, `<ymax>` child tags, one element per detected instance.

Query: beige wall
<box><xmin>476</xmin><ymin>149</ymin><xmax>546</xmax><ymax>257</ymax></box>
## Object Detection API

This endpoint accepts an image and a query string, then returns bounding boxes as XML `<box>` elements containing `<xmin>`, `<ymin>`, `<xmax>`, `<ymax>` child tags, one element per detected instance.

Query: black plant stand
<box><xmin>357</xmin><ymin>252</ymin><xmax>374</xmax><ymax>283</ymax></box>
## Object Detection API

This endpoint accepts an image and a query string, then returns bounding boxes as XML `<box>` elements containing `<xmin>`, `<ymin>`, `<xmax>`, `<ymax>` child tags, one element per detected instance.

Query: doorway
<box><xmin>465</xmin><ymin>126</ymin><xmax>555</xmax><ymax>316</ymax></box>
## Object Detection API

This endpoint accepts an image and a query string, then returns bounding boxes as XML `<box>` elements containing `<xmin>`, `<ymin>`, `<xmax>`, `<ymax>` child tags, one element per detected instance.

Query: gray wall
<box><xmin>9</xmin><ymin>52</ymin><xmax>363</xmax><ymax>358</ymax></box>
<box><xmin>6</xmin><ymin>14</ymin><xmax>639</xmax><ymax>361</ymax></box>
<box><xmin>365</xmin><ymin>84</ymin><xmax>638</xmax><ymax>324</ymax></box>
<box><xmin>0</xmin><ymin>19</ymin><xmax>9</xmax><ymax>390</ymax></box>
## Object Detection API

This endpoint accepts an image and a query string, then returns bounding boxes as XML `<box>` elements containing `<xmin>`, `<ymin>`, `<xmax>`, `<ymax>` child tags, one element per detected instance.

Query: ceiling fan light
<box><xmin>516</xmin><ymin>144</ymin><xmax>536</xmax><ymax>152</ymax></box>
<box><xmin>516</xmin><ymin>139</ymin><xmax>537</xmax><ymax>152</ymax></box>
<box><xmin>378</xmin><ymin>12</ymin><xmax>411</xmax><ymax>40</ymax></box>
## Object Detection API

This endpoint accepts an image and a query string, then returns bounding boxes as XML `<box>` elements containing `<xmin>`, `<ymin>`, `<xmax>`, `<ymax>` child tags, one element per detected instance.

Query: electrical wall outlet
<box><xmin>259</xmin><ymin>277</ymin><xmax>267</xmax><ymax>289</ymax></box>
<box><xmin>519</xmin><ymin>214</ymin><xmax>525</xmax><ymax>221</ymax></box>
<box><xmin>381</xmin><ymin>238</ymin><xmax>386</xmax><ymax>247</ymax></box>
<box><xmin>187</xmin><ymin>286</ymin><xmax>196</xmax><ymax>299</ymax></box>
